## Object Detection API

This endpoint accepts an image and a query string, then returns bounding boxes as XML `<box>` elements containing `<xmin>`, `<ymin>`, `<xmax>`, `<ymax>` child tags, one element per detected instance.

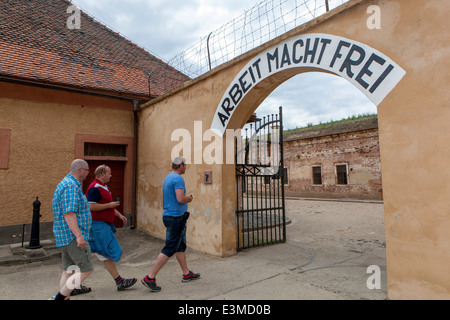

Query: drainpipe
<box><xmin>131</xmin><ymin>99</ymin><xmax>139</xmax><ymax>229</ymax></box>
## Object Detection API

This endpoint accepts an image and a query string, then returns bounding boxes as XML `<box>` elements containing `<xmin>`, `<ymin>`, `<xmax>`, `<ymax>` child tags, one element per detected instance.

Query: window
<box><xmin>0</xmin><ymin>129</ymin><xmax>11</xmax><ymax>169</ymax></box>
<box><xmin>283</xmin><ymin>167</ymin><xmax>288</xmax><ymax>185</ymax></box>
<box><xmin>84</xmin><ymin>142</ymin><xmax>126</xmax><ymax>157</ymax></box>
<box><xmin>336</xmin><ymin>164</ymin><xmax>348</xmax><ymax>185</ymax></box>
<box><xmin>312</xmin><ymin>166</ymin><xmax>322</xmax><ymax>185</ymax></box>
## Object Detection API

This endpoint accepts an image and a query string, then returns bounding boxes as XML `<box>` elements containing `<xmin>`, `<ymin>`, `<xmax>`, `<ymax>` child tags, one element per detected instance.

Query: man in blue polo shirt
<box><xmin>141</xmin><ymin>157</ymin><xmax>200</xmax><ymax>292</ymax></box>
<box><xmin>50</xmin><ymin>159</ymin><xmax>94</xmax><ymax>300</ymax></box>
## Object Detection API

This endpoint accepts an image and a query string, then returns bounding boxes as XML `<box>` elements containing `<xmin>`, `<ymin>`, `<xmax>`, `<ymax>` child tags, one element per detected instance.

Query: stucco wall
<box><xmin>0</xmin><ymin>96</ymin><xmax>134</xmax><ymax>225</ymax></box>
<box><xmin>137</xmin><ymin>69</ymin><xmax>241</xmax><ymax>257</ymax></box>
<box><xmin>137</xmin><ymin>0</ymin><xmax>450</xmax><ymax>299</ymax></box>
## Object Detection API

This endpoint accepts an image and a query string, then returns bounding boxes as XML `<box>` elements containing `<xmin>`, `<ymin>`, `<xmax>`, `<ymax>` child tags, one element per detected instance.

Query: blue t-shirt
<box><xmin>163</xmin><ymin>172</ymin><xmax>188</xmax><ymax>217</ymax></box>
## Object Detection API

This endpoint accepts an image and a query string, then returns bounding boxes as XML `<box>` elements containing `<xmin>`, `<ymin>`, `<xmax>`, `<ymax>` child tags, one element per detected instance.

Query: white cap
<box><xmin>172</xmin><ymin>156</ymin><xmax>186</xmax><ymax>165</ymax></box>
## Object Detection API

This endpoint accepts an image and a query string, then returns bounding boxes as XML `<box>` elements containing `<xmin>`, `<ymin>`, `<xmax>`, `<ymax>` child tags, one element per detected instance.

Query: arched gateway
<box><xmin>138</xmin><ymin>0</ymin><xmax>450</xmax><ymax>299</ymax></box>
<box><xmin>211</xmin><ymin>33</ymin><xmax>405</xmax><ymax>137</ymax></box>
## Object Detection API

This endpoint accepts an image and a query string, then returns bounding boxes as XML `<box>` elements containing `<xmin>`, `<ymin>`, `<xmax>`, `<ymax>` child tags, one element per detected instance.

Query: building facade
<box><xmin>284</xmin><ymin>116</ymin><xmax>382</xmax><ymax>200</ymax></box>
<box><xmin>0</xmin><ymin>0</ymin><xmax>189</xmax><ymax>229</ymax></box>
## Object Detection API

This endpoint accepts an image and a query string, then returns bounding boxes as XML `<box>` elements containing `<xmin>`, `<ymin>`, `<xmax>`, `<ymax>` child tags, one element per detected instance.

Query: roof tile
<box><xmin>0</xmin><ymin>0</ymin><xmax>190</xmax><ymax>98</ymax></box>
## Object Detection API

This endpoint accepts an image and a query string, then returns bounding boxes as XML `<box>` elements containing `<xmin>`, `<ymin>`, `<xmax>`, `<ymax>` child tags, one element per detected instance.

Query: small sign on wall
<box><xmin>204</xmin><ymin>171</ymin><xmax>212</xmax><ymax>184</ymax></box>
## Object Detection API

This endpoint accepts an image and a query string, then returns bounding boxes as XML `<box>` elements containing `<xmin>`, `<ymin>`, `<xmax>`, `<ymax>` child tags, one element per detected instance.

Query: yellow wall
<box><xmin>0</xmin><ymin>94</ymin><xmax>134</xmax><ymax>225</ymax></box>
<box><xmin>138</xmin><ymin>0</ymin><xmax>450</xmax><ymax>299</ymax></box>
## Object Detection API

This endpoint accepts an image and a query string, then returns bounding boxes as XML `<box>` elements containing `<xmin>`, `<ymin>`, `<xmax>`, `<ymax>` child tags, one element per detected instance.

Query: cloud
<box><xmin>256</xmin><ymin>72</ymin><xmax>377</xmax><ymax>129</ymax></box>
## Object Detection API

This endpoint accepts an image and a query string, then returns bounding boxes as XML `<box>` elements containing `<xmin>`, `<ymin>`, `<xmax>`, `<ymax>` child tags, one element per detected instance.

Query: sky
<box><xmin>70</xmin><ymin>0</ymin><xmax>377</xmax><ymax>130</ymax></box>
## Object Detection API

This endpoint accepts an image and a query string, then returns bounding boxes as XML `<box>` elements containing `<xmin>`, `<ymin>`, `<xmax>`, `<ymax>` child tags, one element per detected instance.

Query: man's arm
<box><xmin>87</xmin><ymin>187</ymin><xmax>119</xmax><ymax>212</ymax></box>
<box><xmin>63</xmin><ymin>211</ymin><xmax>86</xmax><ymax>249</ymax></box>
<box><xmin>89</xmin><ymin>202</ymin><xmax>119</xmax><ymax>211</ymax></box>
<box><xmin>175</xmin><ymin>189</ymin><xmax>193</xmax><ymax>204</ymax></box>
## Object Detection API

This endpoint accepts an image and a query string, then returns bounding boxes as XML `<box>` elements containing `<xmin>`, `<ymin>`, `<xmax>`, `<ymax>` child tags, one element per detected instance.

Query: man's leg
<box><xmin>57</xmin><ymin>240</ymin><xmax>94</xmax><ymax>299</ymax></box>
<box><xmin>103</xmin><ymin>259</ymin><xmax>119</xmax><ymax>279</ymax></box>
<box><xmin>175</xmin><ymin>252</ymin><xmax>189</xmax><ymax>275</ymax></box>
<box><xmin>141</xmin><ymin>253</ymin><xmax>168</xmax><ymax>292</ymax></box>
<box><xmin>58</xmin><ymin>270</ymin><xmax>93</xmax><ymax>299</ymax></box>
<box><xmin>102</xmin><ymin>258</ymin><xmax>137</xmax><ymax>290</ymax></box>
<box><xmin>148</xmin><ymin>252</ymin><xmax>170</xmax><ymax>278</ymax></box>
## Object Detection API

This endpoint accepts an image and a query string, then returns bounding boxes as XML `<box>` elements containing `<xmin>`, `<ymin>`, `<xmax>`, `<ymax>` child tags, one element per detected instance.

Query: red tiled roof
<box><xmin>0</xmin><ymin>0</ymin><xmax>190</xmax><ymax>98</ymax></box>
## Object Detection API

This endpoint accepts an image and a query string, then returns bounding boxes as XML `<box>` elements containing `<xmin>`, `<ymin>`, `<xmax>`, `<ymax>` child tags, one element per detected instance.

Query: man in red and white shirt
<box><xmin>87</xmin><ymin>164</ymin><xmax>136</xmax><ymax>291</ymax></box>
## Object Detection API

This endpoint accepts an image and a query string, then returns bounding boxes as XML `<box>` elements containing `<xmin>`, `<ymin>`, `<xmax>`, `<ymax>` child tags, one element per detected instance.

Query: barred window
<box><xmin>312</xmin><ymin>166</ymin><xmax>322</xmax><ymax>185</ymax></box>
<box><xmin>84</xmin><ymin>143</ymin><xmax>126</xmax><ymax>157</ymax></box>
<box><xmin>336</xmin><ymin>164</ymin><xmax>348</xmax><ymax>185</ymax></box>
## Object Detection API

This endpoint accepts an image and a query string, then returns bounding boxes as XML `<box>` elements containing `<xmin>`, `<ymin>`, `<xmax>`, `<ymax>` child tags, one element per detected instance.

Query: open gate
<box><xmin>235</xmin><ymin>106</ymin><xmax>286</xmax><ymax>251</ymax></box>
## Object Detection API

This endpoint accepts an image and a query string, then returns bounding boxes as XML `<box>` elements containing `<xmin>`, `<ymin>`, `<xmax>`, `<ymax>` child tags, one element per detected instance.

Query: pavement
<box><xmin>0</xmin><ymin>198</ymin><xmax>387</xmax><ymax>301</ymax></box>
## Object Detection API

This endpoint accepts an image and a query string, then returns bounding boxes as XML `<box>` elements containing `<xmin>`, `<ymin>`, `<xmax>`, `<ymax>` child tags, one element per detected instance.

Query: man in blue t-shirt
<box><xmin>141</xmin><ymin>157</ymin><xmax>200</xmax><ymax>292</ymax></box>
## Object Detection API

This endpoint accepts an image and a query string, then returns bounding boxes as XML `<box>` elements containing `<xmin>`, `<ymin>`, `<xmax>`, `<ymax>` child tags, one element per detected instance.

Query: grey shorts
<box><xmin>61</xmin><ymin>239</ymin><xmax>94</xmax><ymax>273</ymax></box>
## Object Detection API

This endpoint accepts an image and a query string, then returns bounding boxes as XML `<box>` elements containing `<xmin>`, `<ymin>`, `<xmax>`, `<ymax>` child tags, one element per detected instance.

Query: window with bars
<box><xmin>84</xmin><ymin>143</ymin><xmax>126</xmax><ymax>157</ymax></box>
<box><xmin>336</xmin><ymin>164</ymin><xmax>348</xmax><ymax>185</ymax></box>
<box><xmin>312</xmin><ymin>166</ymin><xmax>322</xmax><ymax>185</ymax></box>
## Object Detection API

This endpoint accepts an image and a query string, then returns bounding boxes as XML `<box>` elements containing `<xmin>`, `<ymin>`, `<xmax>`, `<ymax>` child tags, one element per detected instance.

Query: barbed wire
<box><xmin>168</xmin><ymin>0</ymin><xmax>349</xmax><ymax>78</ymax></box>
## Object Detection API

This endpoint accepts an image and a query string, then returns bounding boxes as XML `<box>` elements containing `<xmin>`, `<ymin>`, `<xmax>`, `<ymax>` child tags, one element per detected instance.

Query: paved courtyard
<box><xmin>0</xmin><ymin>198</ymin><xmax>386</xmax><ymax>300</ymax></box>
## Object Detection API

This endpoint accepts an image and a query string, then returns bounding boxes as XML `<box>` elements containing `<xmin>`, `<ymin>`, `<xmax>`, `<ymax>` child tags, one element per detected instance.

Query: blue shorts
<box><xmin>161</xmin><ymin>215</ymin><xmax>186</xmax><ymax>257</ymax></box>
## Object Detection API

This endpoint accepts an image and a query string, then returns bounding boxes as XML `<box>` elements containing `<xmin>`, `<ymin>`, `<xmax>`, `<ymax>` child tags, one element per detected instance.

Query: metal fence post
<box><xmin>27</xmin><ymin>197</ymin><xmax>42</xmax><ymax>249</ymax></box>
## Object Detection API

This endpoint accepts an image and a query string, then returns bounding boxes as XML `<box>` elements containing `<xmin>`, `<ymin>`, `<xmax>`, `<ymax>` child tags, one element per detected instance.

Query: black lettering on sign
<box><xmin>239</xmin><ymin>71</ymin><xmax>252</xmax><ymax>94</ymax></box>
<box><xmin>267</xmin><ymin>48</ymin><xmax>279</xmax><ymax>73</ymax></box>
<box><xmin>218</xmin><ymin>112</ymin><xmax>229</xmax><ymax>127</ymax></box>
<box><xmin>280</xmin><ymin>43</ymin><xmax>291</xmax><ymax>68</ymax></box>
<box><xmin>370</xmin><ymin>64</ymin><xmax>394</xmax><ymax>93</ymax></box>
<box><xmin>304</xmin><ymin>38</ymin><xmax>320</xmax><ymax>64</ymax></box>
<box><xmin>339</xmin><ymin>44</ymin><xmax>366</xmax><ymax>78</ymax></box>
<box><xmin>212</xmin><ymin>33</ymin><xmax>405</xmax><ymax>135</ymax></box>
<box><xmin>355</xmin><ymin>53</ymin><xmax>385</xmax><ymax>90</ymax></box>
<box><xmin>221</xmin><ymin>97</ymin><xmax>234</xmax><ymax>116</ymax></box>
<box><xmin>252</xmin><ymin>58</ymin><xmax>262</xmax><ymax>79</ymax></box>
<box><xmin>330</xmin><ymin>40</ymin><xmax>351</xmax><ymax>68</ymax></box>
<box><xmin>317</xmin><ymin>38</ymin><xmax>332</xmax><ymax>65</ymax></box>
<box><xmin>292</xmin><ymin>39</ymin><xmax>304</xmax><ymax>63</ymax></box>
<box><xmin>229</xmin><ymin>83</ymin><xmax>243</xmax><ymax>105</ymax></box>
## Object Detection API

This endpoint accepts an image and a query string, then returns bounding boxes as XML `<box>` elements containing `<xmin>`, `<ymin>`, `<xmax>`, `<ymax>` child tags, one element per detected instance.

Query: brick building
<box><xmin>283</xmin><ymin>115</ymin><xmax>382</xmax><ymax>200</ymax></box>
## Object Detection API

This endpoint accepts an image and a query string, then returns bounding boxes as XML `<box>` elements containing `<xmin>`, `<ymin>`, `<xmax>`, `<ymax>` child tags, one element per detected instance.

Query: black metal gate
<box><xmin>235</xmin><ymin>106</ymin><xmax>286</xmax><ymax>251</ymax></box>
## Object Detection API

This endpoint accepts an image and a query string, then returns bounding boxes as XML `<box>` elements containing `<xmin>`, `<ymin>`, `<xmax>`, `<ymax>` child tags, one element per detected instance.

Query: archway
<box><xmin>210</xmin><ymin>33</ymin><xmax>404</xmax><ymax>136</ymax></box>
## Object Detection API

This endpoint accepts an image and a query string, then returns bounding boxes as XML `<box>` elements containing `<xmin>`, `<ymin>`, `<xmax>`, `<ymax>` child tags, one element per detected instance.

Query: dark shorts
<box><xmin>161</xmin><ymin>215</ymin><xmax>186</xmax><ymax>257</ymax></box>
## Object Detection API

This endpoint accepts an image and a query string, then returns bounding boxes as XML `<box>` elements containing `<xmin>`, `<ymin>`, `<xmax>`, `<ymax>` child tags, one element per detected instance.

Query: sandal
<box><xmin>70</xmin><ymin>284</ymin><xmax>92</xmax><ymax>296</ymax></box>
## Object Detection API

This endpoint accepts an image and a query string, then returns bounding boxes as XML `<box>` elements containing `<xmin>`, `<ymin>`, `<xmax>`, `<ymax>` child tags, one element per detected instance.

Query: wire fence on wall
<box><xmin>168</xmin><ymin>0</ymin><xmax>349</xmax><ymax>78</ymax></box>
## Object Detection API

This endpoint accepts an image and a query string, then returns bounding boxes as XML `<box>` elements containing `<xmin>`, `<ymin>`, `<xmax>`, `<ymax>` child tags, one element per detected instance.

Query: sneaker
<box><xmin>116</xmin><ymin>277</ymin><xmax>137</xmax><ymax>291</ymax></box>
<box><xmin>182</xmin><ymin>271</ymin><xmax>200</xmax><ymax>282</ymax></box>
<box><xmin>141</xmin><ymin>276</ymin><xmax>161</xmax><ymax>292</ymax></box>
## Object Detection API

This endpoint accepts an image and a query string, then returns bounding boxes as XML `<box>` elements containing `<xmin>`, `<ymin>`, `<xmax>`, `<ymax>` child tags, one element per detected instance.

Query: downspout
<box><xmin>131</xmin><ymin>99</ymin><xmax>139</xmax><ymax>229</ymax></box>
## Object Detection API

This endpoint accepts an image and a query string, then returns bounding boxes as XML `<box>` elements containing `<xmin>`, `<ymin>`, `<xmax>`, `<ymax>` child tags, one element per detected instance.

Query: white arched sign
<box><xmin>211</xmin><ymin>33</ymin><xmax>406</xmax><ymax>137</ymax></box>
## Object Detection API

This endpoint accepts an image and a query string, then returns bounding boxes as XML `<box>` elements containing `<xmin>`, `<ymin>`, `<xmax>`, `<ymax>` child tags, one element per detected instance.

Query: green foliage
<box><xmin>284</xmin><ymin>113</ymin><xmax>377</xmax><ymax>134</ymax></box>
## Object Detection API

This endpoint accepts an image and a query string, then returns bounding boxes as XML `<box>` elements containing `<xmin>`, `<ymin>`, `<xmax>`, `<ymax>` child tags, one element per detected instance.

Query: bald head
<box><xmin>69</xmin><ymin>159</ymin><xmax>89</xmax><ymax>182</ymax></box>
